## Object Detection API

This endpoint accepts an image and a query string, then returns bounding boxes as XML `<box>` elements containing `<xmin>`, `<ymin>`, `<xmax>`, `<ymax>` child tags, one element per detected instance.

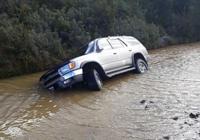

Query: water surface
<box><xmin>0</xmin><ymin>43</ymin><xmax>200</xmax><ymax>140</ymax></box>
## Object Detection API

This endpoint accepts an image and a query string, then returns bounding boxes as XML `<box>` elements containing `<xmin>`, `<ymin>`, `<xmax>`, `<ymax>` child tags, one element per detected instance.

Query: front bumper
<box><xmin>58</xmin><ymin>68</ymin><xmax>83</xmax><ymax>88</ymax></box>
<box><xmin>40</xmin><ymin>69</ymin><xmax>83</xmax><ymax>89</ymax></box>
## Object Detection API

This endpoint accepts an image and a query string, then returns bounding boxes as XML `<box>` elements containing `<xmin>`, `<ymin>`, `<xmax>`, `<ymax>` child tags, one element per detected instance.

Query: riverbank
<box><xmin>0</xmin><ymin>42</ymin><xmax>199</xmax><ymax>80</ymax></box>
<box><xmin>1</xmin><ymin>1</ymin><xmax>200</xmax><ymax>80</ymax></box>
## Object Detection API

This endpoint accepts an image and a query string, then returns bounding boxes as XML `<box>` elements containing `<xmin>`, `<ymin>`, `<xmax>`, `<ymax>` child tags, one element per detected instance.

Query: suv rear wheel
<box><xmin>85</xmin><ymin>69</ymin><xmax>103</xmax><ymax>91</ymax></box>
<box><xmin>135</xmin><ymin>58</ymin><xmax>148</xmax><ymax>74</ymax></box>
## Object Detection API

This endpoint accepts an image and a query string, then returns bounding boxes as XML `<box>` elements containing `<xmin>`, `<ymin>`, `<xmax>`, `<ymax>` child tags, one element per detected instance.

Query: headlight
<box><xmin>68</xmin><ymin>61</ymin><xmax>76</xmax><ymax>69</ymax></box>
<box><xmin>59</xmin><ymin>62</ymin><xmax>76</xmax><ymax>75</ymax></box>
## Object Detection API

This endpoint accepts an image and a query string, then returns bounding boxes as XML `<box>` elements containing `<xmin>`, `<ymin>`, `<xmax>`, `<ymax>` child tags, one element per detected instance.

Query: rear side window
<box><xmin>125</xmin><ymin>39</ymin><xmax>140</xmax><ymax>46</ymax></box>
<box><xmin>108</xmin><ymin>39</ymin><xmax>126</xmax><ymax>49</ymax></box>
<box><xmin>98</xmin><ymin>39</ymin><xmax>112</xmax><ymax>50</ymax></box>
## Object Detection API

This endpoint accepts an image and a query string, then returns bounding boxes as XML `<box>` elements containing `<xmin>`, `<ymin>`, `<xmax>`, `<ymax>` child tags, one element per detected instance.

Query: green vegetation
<box><xmin>0</xmin><ymin>0</ymin><xmax>199</xmax><ymax>78</ymax></box>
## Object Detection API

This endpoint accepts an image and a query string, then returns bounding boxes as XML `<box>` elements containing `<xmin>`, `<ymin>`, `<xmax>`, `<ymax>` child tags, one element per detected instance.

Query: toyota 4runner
<box><xmin>40</xmin><ymin>36</ymin><xmax>149</xmax><ymax>91</ymax></box>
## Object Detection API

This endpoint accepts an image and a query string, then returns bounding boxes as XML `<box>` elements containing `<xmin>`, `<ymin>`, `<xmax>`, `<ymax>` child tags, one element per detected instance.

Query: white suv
<box><xmin>40</xmin><ymin>36</ymin><xmax>149</xmax><ymax>91</ymax></box>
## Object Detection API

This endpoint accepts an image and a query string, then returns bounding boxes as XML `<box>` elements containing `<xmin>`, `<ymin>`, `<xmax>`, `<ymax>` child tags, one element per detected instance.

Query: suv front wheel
<box><xmin>85</xmin><ymin>69</ymin><xmax>103</xmax><ymax>91</ymax></box>
<box><xmin>135</xmin><ymin>58</ymin><xmax>148</xmax><ymax>74</ymax></box>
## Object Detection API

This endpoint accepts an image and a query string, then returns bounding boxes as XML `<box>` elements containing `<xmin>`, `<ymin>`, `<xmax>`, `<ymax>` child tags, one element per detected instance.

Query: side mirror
<box><xmin>98</xmin><ymin>46</ymin><xmax>104</xmax><ymax>52</ymax></box>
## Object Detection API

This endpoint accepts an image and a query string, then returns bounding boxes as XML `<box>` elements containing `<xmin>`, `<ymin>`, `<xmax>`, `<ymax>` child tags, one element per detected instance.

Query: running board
<box><xmin>106</xmin><ymin>67</ymin><xmax>135</xmax><ymax>78</ymax></box>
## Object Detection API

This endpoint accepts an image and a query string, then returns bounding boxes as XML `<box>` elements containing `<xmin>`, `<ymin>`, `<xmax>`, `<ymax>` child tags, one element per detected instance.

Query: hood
<box><xmin>70</xmin><ymin>53</ymin><xmax>97</xmax><ymax>68</ymax></box>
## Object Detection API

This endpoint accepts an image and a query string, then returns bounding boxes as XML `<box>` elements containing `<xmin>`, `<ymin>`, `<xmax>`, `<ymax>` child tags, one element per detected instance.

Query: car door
<box><xmin>108</xmin><ymin>39</ymin><xmax>132</xmax><ymax>69</ymax></box>
<box><xmin>96</xmin><ymin>38</ymin><xmax>119</xmax><ymax>72</ymax></box>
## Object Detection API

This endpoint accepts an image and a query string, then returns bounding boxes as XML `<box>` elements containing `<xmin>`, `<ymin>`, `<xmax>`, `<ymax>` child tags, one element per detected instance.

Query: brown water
<box><xmin>0</xmin><ymin>43</ymin><xmax>200</xmax><ymax>140</ymax></box>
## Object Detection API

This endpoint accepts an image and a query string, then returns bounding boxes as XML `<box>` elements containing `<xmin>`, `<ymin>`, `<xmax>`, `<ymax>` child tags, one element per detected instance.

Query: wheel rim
<box><xmin>94</xmin><ymin>70</ymin><xmax>103</xmax><ymax>88</ymax></box>
<box><xmin>138</xmin><ymin>61</ymin><xmax>147</xmax><ymax>73</ymax></box>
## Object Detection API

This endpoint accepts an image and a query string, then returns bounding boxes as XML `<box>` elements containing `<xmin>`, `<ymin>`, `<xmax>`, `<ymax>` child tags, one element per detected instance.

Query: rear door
<box><xmin>108</xmin><ymin>39</ymin><xmax>132</xmax><ymax>68</ymax></box>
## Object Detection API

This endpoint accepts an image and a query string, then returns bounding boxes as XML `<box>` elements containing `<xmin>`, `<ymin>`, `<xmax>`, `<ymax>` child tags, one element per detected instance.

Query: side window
<box><xmin>98</xmin><ymin>39</ymin><xmax>112</xmax><ymax>51</ymax></box>
<box><xmin>125</xmin><ymin>39</ymin><xmax>140</xmax><ymax>46</ymax></box>
<box><xmin>108</xmin><ymin>39</ymin><xmax>126</xmax><ymax>49</ymax></box>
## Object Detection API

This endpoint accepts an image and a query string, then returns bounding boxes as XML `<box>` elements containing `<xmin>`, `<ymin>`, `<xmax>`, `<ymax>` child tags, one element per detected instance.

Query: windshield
<box><xmin>84</xmin><ymin>41</ymin><xmax>95</xmax><ymax>55</ymax></box>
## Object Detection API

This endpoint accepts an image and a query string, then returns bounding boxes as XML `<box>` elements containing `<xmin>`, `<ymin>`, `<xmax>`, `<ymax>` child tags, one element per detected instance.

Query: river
<box><xmin>0</xmin><ymin>43</ymin><xmax>200</xmax><ymax>140</ymax></box>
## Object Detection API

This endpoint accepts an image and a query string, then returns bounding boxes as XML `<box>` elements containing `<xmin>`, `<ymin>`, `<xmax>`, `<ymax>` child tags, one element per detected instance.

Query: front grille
<box><xmin>41</xmin><ymin>69</ymin><xmax>61</xmax><ymax>88</ymax></box>
<box><xmin>40</xmin><ymin>61</ymin><xmax>70</xmax><ymax>88</ymax></box>
<box><xmin>42</xmin><ymin>69</ymin><xmax>58</xmax><ymax>79</ymax></box>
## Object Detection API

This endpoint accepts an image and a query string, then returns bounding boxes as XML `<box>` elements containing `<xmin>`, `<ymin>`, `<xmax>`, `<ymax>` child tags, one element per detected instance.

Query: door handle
<box><xmin>113</xmin><ymin>52</ymin><xmax>117</xmax><ymax>55</ymax></box>
<box><xmin>129</xmin><ymin>50</ymin><xmax>132</xmax><ymax>52</ymax></box>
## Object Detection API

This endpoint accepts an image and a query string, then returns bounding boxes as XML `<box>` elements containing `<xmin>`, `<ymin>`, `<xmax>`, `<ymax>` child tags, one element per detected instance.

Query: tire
<box><xmin>134</xmin><ymin>58</ymin><xmax>148</xmax><ymax>74</ymax></box>
<box><xmin>85</xmin><ymin>69</ymin><xmax>103</xmax><ymax>91</ymax></box>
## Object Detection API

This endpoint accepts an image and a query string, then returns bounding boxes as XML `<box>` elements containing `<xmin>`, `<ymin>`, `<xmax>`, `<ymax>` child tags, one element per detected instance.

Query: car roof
<box><xmin>96</xmin><ymin>36</ymin><xmax>137</xmax><ymax>41</ymax></box>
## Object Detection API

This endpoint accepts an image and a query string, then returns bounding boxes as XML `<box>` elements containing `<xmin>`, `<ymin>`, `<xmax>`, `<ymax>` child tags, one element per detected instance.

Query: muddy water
<box><xmin>0</xmin><ymin>43</ymin><xmax>200</xmax><ymax>140</ymax></box>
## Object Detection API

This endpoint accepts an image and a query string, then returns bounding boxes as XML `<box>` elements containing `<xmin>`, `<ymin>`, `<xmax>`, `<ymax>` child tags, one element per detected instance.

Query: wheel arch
<box><xmin>132</xmin><ymin>53</ymin><xmax>148</xmax><ymax>66</ymax></box>
<box><xmin>81</xmin><ymin>61</ymin><xmax>107</xmax><ymax>80</ymax></box>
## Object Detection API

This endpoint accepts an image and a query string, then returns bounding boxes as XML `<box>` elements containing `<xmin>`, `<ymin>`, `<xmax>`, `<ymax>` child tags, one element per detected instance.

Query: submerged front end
<box><xmin>39</xmin><ymin>62</ymin><xmax>83</xmax><ymax>90</ymax></box>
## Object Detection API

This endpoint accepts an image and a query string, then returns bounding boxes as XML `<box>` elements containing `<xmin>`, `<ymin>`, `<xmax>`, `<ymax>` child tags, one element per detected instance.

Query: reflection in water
<box><xmin>0</xmin><ymin>43</ymin><xmax>200</xmax><ymax>139</ymax></box>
